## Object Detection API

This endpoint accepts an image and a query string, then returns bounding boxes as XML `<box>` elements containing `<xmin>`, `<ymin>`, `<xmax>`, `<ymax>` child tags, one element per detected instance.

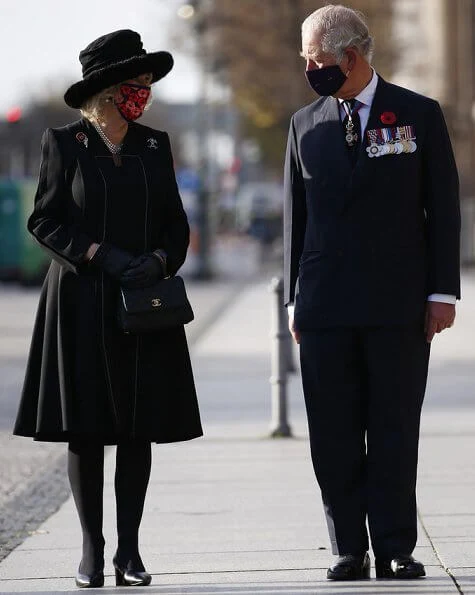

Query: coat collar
<box><xmin>78</xmin><ymin>118</ymin><xmax>153</xmax><ymax>156</ymax></box>
<box><xmin>337</xmin><ymin>69</ymin><xmax>379</xmax><ymax>111</ymax></box>
<box><xmin>362</xmin><ymin>76</ymin><xmax>393</xmax><ymax>141</ymax></box>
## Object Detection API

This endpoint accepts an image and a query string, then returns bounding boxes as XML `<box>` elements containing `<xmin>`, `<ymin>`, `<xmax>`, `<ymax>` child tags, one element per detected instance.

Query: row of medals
<box><xmin>345</xmin><ymin>120</ymin><xmax>418</xmax><ymax>157</ymax></box>
<box><xmin>366</xmin><ymin>125</ymin><xmax>417</xmax><ymax>158</ymax></box>
<box><xmin>367</xmin><ymin>139</ymin><xmax>417</xmax><ymax>158</ymax></box>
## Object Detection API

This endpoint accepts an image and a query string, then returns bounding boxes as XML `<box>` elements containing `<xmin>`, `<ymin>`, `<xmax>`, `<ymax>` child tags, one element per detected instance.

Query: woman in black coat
<box><xmin>14</xmin><ymin>30</ymin><xmax>202</xmax><ymax>588</ymax></box>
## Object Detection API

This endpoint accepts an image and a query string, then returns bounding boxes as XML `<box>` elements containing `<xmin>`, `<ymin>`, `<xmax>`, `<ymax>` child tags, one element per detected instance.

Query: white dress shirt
<box><xmin>287</xmin><ymin>70</ymin><xmax>456</xmax><ymax>316</ymax></box>
<box><xmin>338</xmin><ymin>68</ymin><xmax>379</xmax><ymax>135</ymax></box>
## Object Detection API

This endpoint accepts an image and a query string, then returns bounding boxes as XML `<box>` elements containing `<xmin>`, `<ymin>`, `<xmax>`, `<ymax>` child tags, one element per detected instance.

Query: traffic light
<box><xmin>6</xmin><ymin>107</ymin><xmax>22</xmax><ymax>124</ymax></box>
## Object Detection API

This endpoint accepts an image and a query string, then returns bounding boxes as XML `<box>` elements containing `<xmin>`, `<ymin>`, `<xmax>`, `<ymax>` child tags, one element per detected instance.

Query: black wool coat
<box><xmin>284</xmin><ymin>77</ymin><xmax>461</xmax><ymax>329</ymax></box>
<box><xmin>14</xmin><ymin>118</ymin><xmax>203</xmax><ymax>444</ymax></box>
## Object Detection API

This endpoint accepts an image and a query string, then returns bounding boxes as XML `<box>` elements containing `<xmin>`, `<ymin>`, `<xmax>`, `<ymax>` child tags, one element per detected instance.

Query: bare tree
<box><xmin>178</xmin><ymin>0</ymin><xmax>395</xmax><ymax>171</ymax></box>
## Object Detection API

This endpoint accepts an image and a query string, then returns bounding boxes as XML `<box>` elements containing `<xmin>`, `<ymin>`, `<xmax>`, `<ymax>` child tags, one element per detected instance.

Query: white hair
<box><xmin>302</xmin><ymin>4</ymin><xmax>374</xmax><ymax>63</ymax></box>
<box><xmin>80</xmin><ymin>84</ymin><xmax>121</xmax><ymax>122</ymax></box>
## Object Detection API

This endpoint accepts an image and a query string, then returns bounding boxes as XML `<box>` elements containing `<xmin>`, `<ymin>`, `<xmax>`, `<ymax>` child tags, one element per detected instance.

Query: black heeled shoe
<box><xmin>113</xmin><ymin>557</ymin><xmax>152</xmax><ymax>587</ymax></box>
<box><xmin>75</xmin><ymin>570</ymin><xmax>104</xmax><ymax>588</ymax></box>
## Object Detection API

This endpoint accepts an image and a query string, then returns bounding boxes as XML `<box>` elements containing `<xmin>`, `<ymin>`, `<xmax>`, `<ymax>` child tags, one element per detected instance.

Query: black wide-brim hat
<box><xmin>64</xmin><ymin>29</ymin><xmax>173</xmax><ymax>108</ymax></box>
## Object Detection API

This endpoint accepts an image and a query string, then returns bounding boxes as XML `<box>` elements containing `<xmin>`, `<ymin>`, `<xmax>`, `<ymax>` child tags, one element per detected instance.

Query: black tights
<box><xmin>68</xmin><ymin>439</ymin><xmax>152</xmax><ymax>575</ymax></box>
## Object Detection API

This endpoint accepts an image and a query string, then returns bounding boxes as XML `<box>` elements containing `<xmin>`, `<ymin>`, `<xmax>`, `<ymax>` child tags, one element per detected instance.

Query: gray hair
<box><xmin>302</xmin><ymin>4</ymin><xmax>374</xmax><ymax>63</ymax></box>
<box><xmin>80</xmin><ymin>83</ymin><xmax>153</xmax><ymax>122</ymax></box>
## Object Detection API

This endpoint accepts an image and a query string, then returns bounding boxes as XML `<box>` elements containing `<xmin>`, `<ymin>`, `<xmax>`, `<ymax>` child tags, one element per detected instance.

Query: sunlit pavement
<box><xmin>0</xmin><ymin>272</ymin><xmax>473</xmax><ymax>593</ymax></box>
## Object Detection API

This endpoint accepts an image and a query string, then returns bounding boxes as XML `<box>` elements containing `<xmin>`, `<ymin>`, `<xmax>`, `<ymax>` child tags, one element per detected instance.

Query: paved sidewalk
<box><xmin>0</xmin><ymin>233</ymin><xmax>260</xmax><ymax>559</ymax></box>
<box><xmin>0</xmin><ymin>274</ymin><xmax>474</xmax><ymax>594</ymax></box>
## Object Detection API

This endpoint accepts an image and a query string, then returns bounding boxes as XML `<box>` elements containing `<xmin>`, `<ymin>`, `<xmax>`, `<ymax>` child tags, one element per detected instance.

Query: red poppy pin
<box><xmin>380</xmin><ymin>111</ymin><xmax>396</xmax><ymax>126</ymax></box>
<box><xmin>76</xmin><ymin>131</ymin><xmax>88</xmax><ymax>148</ymax></box>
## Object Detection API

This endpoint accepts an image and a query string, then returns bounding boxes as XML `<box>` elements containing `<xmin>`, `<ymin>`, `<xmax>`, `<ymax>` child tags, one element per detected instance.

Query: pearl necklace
<box><xmin>92</xmin><ymin>121</ymin><xmax>123</xmax><ymax>154</ymax></box>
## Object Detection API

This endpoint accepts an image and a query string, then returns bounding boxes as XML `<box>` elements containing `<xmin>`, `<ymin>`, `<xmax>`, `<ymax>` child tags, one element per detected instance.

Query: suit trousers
<box><xmin>299</xmin><ymin>325</ymin><xmax>430</xmax><ymax>558</ymax></box>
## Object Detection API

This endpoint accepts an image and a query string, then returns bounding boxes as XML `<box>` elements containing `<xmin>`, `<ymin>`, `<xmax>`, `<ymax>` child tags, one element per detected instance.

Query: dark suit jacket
<box><xmin>283</xmin><ymin>77</ymin><xmax>461</xmax><ymax>329</ymax></box>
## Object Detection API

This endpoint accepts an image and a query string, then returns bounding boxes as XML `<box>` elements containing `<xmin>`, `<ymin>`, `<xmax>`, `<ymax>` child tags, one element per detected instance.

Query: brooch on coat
<box><xmin>75</xmin><ymin>132</ymin><xmax>88</xmax><ymax>148</ymax></box>
<box><xmin>366</xmin><ymin>124</ymin><xmax>417</xmax><ymax>158</ymax></box>
<box><xmin>147</xmin><ymin>137</ymin><xmax>158</xmax><ymax>149</ymax></box>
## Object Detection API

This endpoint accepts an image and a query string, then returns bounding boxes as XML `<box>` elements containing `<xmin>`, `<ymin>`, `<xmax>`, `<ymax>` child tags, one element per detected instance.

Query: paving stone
<box><xmin>0</xmin><ymin>273</ymin><xmax>473</xmax><ymax>594</ymax></box>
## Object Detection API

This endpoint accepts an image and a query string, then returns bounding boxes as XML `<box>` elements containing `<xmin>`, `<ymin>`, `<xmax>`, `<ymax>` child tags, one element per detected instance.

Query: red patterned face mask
<box><xmin>115</xmin><ymin>83</ymin><xmax>151</xmax><ymax>122</ymax></box>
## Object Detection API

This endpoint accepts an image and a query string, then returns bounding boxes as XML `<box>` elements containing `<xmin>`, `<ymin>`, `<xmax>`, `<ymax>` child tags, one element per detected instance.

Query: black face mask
<box><xmin>305</xmin><ymin>64</ymin><xmax>347</xmax><ymax>96</ymax></box>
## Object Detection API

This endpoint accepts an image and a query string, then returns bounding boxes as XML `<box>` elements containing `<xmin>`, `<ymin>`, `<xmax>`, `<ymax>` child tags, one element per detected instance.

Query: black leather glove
<box><xmin>89</xmin><ymin>243</ymin><xmax>134</xmax><ymax>280</ymax></box>
<box><xmin>120</xmin><ymin>253</ymin><xmax>166</xmax><ymax>288</ymax></box>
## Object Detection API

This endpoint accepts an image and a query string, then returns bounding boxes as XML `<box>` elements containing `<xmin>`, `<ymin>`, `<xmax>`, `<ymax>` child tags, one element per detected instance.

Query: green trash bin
<box><xmin>0</xmin><ymin>180</ymin><xmax>21</xmax><ymax>281</ymax></box>
<box><xmin>18</xmin><ymin>179</ymin><xmax>49</xmax><ymax>284</ymax></box>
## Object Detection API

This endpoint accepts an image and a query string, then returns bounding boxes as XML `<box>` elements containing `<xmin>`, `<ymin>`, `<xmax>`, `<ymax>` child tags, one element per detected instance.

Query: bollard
<box><xmin>284</xmin><ymin>320</ymin><xmax>297</xmax><ymax>374</ymax></box>
<box><xmin>268</xmin><ymin>277</ymin><xmax>292</xmax><ymax>438</ymax></box>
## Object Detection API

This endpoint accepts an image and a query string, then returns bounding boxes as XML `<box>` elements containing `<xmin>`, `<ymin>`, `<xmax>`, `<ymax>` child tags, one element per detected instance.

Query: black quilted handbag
<box><xmin>118</xmin><ymin>276</ymin><xmax>194</xmax><ymax>334</ymax></box>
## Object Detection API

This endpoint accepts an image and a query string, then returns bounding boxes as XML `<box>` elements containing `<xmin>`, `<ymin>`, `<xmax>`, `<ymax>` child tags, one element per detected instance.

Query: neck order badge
<box><xmin>342</xmin><ymin>99</ymin><xmax>363</xmax><ymax>148</ymax></box>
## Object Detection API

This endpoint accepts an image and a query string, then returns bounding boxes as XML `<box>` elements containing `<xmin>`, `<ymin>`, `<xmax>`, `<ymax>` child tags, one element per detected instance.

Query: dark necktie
<box><xmin>342</xmin><ymin>99</ymin><xmax>362</xmax><ymax>166</ymax></box>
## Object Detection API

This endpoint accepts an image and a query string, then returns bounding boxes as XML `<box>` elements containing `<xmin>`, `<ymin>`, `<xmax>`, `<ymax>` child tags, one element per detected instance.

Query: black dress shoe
<box><xmin>113</xmin><ymin>557</ymin><xmax>152</xmax><ymax>586</ymax></box>
<box><xmin>327</xmin><ymin>552</ymin><xmax>371</xmax><ymax>580</ymax></box>
<box><xmin>75</xmin><ymin>571</ymin><xmax>104</xmax><ymax>588</ymax></box>
<box><xmin>376</xmin><ymin>555</ymin><xmax>425</xmax><ymax>579</ymax></box>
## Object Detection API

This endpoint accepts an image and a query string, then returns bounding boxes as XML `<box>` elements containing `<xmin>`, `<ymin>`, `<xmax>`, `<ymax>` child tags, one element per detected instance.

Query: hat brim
<box><xmin>64</xmin><ymin>51</ymin><xmax>173</xmax><ymax>108</ymax></box>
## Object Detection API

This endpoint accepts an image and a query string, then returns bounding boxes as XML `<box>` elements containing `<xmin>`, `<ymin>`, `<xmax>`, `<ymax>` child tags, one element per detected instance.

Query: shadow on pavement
<box><xmin>65</xmin><ymin>575</ymin><xmax>458</xmax><ymax>594</ymax></box>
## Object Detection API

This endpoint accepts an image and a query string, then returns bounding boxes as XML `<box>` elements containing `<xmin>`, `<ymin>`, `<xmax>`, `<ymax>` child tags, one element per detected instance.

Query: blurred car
<box><xmin>0</xmin><ymin>179</ymin><xmax>49</xmax><ymax>284</ymax></box>
<box><xmin>235</xmin><ymin>182</ymin><xmax>283</xmax><ymax>244</ymax></box>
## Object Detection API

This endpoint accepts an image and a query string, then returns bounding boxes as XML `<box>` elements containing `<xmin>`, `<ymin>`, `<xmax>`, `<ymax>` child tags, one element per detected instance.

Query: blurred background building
<box><xmin>1</xmin><ymin>0</ymin><xmax>475</xmax><ymax>283</ymax></box>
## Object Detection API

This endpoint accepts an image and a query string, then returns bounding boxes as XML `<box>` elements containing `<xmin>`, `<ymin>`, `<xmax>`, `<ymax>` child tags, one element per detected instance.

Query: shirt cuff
<box><xmin>287</xmin><ymin>304</ymin><xmax>295</xmax><ymax>317</ymax></box>
<box><xmin>427</xmin><ymin>293</ymin><xmax>457</xmax><ymax>304</ymax></box>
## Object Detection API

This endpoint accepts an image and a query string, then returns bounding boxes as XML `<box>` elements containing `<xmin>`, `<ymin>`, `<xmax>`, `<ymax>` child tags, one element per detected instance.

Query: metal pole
<box><xmin>191</xmin><ymin>0</ymin><xmax>214</xmax><ymax>280</ymax></box>
<box><xmin>193</xmin><ymin>166</ymin><xmax>213</xmax><ymax>280</ymax></box>
<box><xmin>269</xmin><ymin>277</ymin><xmax>292</xmax><ymax>437</ymax></box>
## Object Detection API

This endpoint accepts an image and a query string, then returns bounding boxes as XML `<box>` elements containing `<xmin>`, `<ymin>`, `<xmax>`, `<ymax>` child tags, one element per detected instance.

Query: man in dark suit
<box><xmin>284</xmin><ymin>4</ymin><xmax>460</xmax><ymax>581</ymax></box>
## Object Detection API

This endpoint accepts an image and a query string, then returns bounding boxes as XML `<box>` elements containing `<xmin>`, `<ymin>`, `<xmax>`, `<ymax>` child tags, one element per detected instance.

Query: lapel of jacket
<box><xmin>351</xmin><ymin>76</ymin><xmax>393</xmax><ymax>188</ymax></box>
<box><xmin>64</xmin><ymin>118</ymin><xmax>106</xmax><ymax>190</ymax></box>
<box><xmin>123</xmin><ymin>123</ymin><xmax>162</xmax><ymax>178</ymax></box>
<box><xmin>123</xmin><ymin>124</ymin><xmax>165</xmax><ymax>250</ymax></box>
<box><xmin>313</xmin><ymin>95</ymin><xmax>353</xmax><ymax>180</ymax></box>
<box><xmin>78</xmin><ymin>118</ymin><xmax>107</xmax><ymax>156</ymax></box>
